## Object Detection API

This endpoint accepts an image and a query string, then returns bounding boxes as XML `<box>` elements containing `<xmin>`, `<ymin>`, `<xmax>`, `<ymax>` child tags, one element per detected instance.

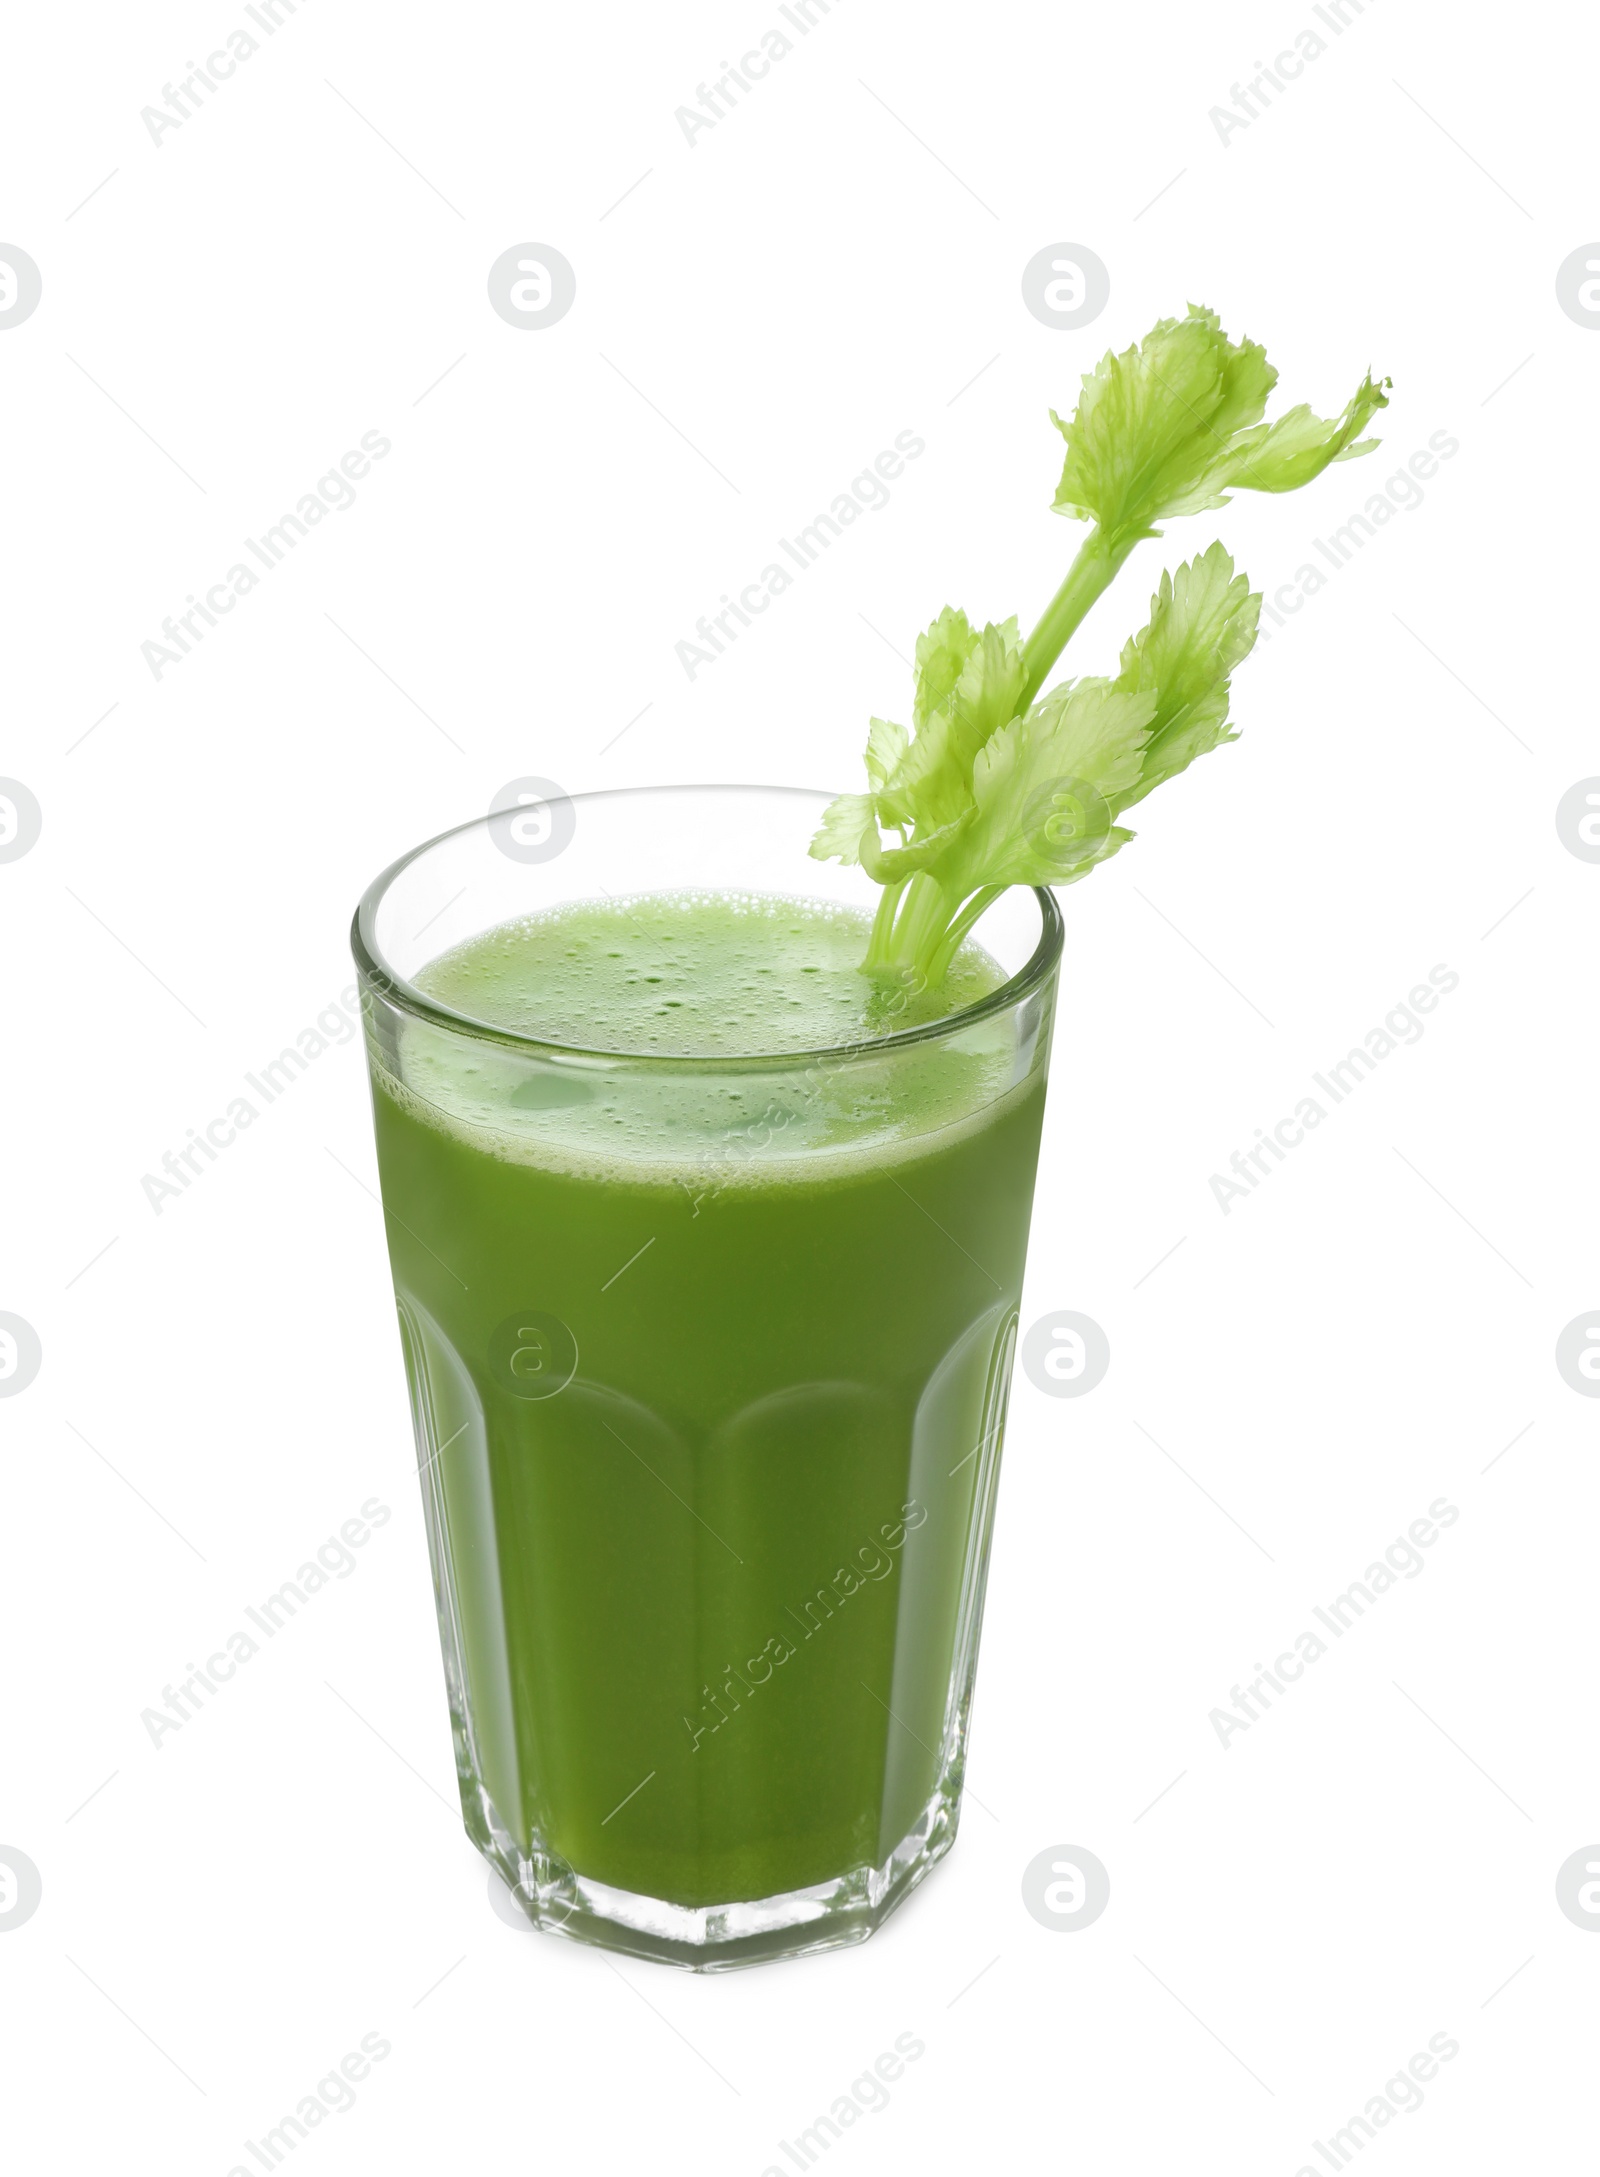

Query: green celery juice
<box><xmin>368</xmin><ymin>891</ymin><xmax>1049</xmax><ymax>1909</ymax></box>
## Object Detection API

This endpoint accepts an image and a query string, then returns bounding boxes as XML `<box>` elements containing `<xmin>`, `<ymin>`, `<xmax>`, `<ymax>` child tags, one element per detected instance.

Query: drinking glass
<box><xmin>351</xmin><ymin>785</ymin><xmax>1062</xmax><ymax>1969</ymax></box>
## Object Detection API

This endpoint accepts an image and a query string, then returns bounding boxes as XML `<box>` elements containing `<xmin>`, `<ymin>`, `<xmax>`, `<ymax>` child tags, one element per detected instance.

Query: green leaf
<box><xmin>874</xmin><ymin>707</ymin><xmax>973</xmax><ymax>832</ymax></box>
<box><xmin>875</xmin><ymin>612</ymin><xmax>1027</xmax><ymax>832</ymax></box>
<box><xmin>947</xmin><ymin>616</ymin><xmax>1028</xmax><ymax>745</ymax></box>
<box><xmin>1112</xmin><ymin>542</ymin><xmax>1260</xmax><ymax>811</ymax></box>
<box><xmin>1165</xmin><ymin>371</ymin><xmax>1391</xmax><ymax>517</ymax></box>
<box><xmin>863</xmin><ymin>717</ymin><xmax>908</xmax><ymax>790</ymax></box>
<box><xmin>940</xmin><ymin>679</ymin><xmax>1157</xmax><ymax>893</ymax></box>
<box><xmin>1050</xmin><ymin>304</ymin><xmax>1388</xmax><ymax>541</ymax></box>
<box><xmin>913</xmin><ymin>607</ymin><xmax>980</xmax><ymax>728</ymax></box>
<box><xmin>860</xmin><ymin>807</ymin><xmax>974</xmax><ymax>884</ymax></box>
<box><xmin>1050</xmin><ymin>306</ymin><xmax>1274</xmax><ymax>540</ymax></box>
<box><xmin>807</xmin><ymin>792</ymin><xmax>877</xmax><ymax>868</ymax></box>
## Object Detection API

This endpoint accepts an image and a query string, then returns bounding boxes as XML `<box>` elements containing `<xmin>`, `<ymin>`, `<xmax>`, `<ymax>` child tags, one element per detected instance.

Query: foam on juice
<box><xmin>376</xmin><ymin>893</ymin><xmax>1034</xmax><ymax>1191</ymax></box>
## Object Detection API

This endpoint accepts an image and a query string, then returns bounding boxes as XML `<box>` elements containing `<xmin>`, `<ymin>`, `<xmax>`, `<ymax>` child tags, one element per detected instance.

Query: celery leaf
<box><xmin>1051</xmin><ymin>304</ymin><xmax>1388</xmax><ymax>541</ymax></box>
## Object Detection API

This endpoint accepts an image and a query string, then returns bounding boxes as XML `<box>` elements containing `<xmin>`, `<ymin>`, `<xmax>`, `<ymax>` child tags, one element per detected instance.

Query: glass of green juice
<box><xmin>351</xmin><ymin>785</ymin><xmax>1062</xmax><ymax>1969</ymax></box>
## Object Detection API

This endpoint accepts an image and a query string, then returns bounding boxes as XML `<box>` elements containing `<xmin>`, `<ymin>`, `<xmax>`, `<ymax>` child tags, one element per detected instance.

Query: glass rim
<box><xmin>350</xmin><ymin>784</ymin><xmax>1064</xmax><ymax>1068</ymax></box>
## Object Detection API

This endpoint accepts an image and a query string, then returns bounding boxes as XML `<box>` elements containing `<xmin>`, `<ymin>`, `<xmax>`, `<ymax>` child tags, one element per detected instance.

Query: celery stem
<box><xmin>862</xmin><ymin>878</ymin><xmax>905</xmax><ymax>973</ymax></box>
<box><xmin>1018</xmin><ymin>527</ymin><xmax>1135</xmax><ymax>712</ymax></box>
<box><xmin>927</xmin><ymin>886</ymin><xmax>1004</xmax><ymax>984</ymax></box>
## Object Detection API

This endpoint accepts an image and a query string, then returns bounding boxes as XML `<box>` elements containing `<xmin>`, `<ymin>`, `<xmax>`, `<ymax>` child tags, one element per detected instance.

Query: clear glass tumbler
<box><xmin>351</xmin><ymin>786</ymin><xmax>1062</xmax><ymax>1968</ymax></box>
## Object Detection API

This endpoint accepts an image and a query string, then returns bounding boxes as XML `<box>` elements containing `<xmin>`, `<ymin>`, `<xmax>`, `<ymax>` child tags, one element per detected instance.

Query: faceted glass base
<box><xmin>466</xmin><ymin>1761</ymin><xmax>965</xmax><ymax>1972</ymax></box>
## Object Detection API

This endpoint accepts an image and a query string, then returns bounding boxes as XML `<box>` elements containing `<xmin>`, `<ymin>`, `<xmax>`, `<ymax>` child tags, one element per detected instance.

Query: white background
<box><xmin>2</xmin><ymin>1</ymin><xmax>1596</xmax><ymax>2170</ymax></box>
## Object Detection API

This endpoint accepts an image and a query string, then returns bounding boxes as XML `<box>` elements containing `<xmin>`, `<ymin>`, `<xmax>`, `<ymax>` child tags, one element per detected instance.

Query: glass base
<box><xmin>468</xmin><ymin>1767</ymin><xmax>964</xmax><ymax>1972</ymax></box>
